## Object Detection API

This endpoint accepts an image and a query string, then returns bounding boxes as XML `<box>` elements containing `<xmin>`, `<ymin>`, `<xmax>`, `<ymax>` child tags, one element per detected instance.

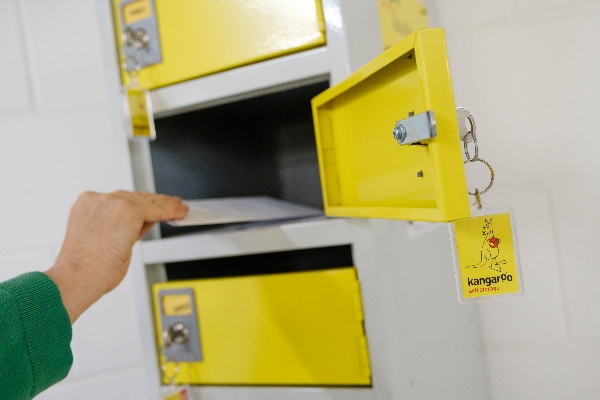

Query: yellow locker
<box><xmin>114</xmin><ymin>0</ymin><xmax>326</xmax><ymax>89</ymax></box>
<box><xmin>312</xmin><ymin>28</ymin><xmax>470</xmax><ymax>222</ymax></box>
<box><xmin>153</xmin><ymin>267</ymin><xmax>371</xmax><ymax>386</ymax></box>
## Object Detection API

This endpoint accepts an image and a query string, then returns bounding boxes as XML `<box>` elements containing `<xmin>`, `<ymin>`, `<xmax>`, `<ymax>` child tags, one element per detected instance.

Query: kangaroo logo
<box><xmin>467</xmin><ymin>218</ymin><xmax>507</xmax><ymax>272</ymax></box>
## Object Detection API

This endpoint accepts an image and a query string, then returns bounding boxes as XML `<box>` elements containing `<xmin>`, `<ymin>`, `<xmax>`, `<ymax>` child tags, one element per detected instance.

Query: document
<box><xmin>169</xmin><ymin>196</ymin><xmax>323</xmax><ymax>227</ymax></box>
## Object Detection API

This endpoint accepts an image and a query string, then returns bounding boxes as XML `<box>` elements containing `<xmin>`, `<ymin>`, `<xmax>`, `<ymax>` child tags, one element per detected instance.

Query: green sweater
<box><xmin>0</xmin><ymin>272</ymin><xmax>73</xmax><ymax>399</ymax></box>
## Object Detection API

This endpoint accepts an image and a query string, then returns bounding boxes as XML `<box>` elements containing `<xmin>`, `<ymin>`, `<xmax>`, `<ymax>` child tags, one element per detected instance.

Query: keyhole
<box><xmin>163</xmin><ymin>323</ymin><xmax>190</xmax><ymax>347</ymax></box>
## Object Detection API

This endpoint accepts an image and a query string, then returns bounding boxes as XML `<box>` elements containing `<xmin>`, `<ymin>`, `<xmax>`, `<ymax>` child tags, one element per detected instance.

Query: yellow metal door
<box><xmin>154</xmin><ymin>268</ymin><xmax>371</xmax><ymax>386</ymax></box>
<box><xmin>312</xmin><ymin>28</ymin><xmax>470</xmax><ymax>222</ymax></box>
<box><xmin>114</xmin><ymin>0</ymin><xmax>326</xmax><ymax>89</ymax></box>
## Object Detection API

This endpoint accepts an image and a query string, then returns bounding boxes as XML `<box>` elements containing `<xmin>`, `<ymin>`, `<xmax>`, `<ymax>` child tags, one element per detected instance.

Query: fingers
<box><xmin>108</xmin><ymin>191</ymin><xmax>189</xmax><ymax>224</ymax></box>
<box><xmin>72</xmin><ymin>191</ymin><xmax>188</xmax><ymax>242</ymax></box>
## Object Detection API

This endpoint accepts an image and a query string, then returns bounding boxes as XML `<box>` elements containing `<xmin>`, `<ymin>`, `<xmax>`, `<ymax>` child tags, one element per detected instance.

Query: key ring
<box><xmin>122</xmin><ymin>55</ymin><xmax>142</xmax><ymax>86</ymax></box>
<box><xmin>463</xmin><ymin>158</ymin><xmax>494</xmax><ymax>195</ymax></box>
<box><xmin>457</xmin><ymin>107</ymin><xmax>495</xmax><ymax>206</ymax></box>
<box><xmin>160</xmin><ymin>351</ymin><xmax>180</xmax><ymax>386</ymax></box>
<box><xmin>463</xmin><ymin>135</ymin><xmax>479</xmax><ymax>161</ymax></box>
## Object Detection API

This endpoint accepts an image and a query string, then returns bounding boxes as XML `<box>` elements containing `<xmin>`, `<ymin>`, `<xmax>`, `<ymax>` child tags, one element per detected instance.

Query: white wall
<box><xmin>434</xmin><ymin>0</ymin><xmax>600</xmax><ymax>398</ymax></box>
<box><xmin>2</xmin><ymin>0</ymin><xmax>600</xmax><ymax>399</ymax></box>
<box><xmin>0</xmin><ymin>0</ymin><xmax>151</xmax><ymax>398</ymax></box>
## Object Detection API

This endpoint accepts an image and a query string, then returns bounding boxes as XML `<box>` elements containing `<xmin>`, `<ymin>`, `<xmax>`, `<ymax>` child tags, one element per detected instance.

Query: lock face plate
<box><xmin>119</xmin><ymin>0</ymin><xmax>162</xmax><ymax>70</ymax></box>
<box><xmin>311</xmin><ymin>28</ymin><xmax>470</xmax><ymax>222</ymax></box>
<box><xmin>157</xmin><ymin>288</ymin><xmax>202</xmax><ymax>362</ymax></box>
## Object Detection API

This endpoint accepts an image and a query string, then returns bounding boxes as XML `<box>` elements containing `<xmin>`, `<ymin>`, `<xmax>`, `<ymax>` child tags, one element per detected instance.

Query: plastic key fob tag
<box><xmin>450</xmin><ymin>208</ymin><xmax>523</xmax><ymax>302</ymax></box>
<box><xmin>122</xmin><ymin>85</ymin><xmax>156</xmax><ymax>140</ymax></box>
<box><xmin>161</xmin><ymin>386</ymin><xmax>191</xmax><ymax>400</ymax></box>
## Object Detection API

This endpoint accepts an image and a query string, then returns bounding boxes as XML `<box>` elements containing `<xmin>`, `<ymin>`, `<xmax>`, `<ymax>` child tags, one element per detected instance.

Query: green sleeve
<box><xmin>0</xmin><ymin>272</ymin><xmax>73</xmax><ymax>400</ymax></box>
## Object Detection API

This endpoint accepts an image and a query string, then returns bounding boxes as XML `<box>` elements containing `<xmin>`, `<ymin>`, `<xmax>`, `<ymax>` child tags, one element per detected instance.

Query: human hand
<box><xmin>46</xmin><ymin>191</ymin><xmax>188</xmax><ymax>323</ymax></box>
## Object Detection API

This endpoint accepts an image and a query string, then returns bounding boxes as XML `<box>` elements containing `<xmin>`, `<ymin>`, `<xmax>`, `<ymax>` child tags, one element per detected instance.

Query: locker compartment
<box><xmin>113</xmin><ymin>0</ymin><xmax>326</xmax><ymax>89</ymax></box>
<box><xmin>151</xmin><ymin>81</ymin><xmax>329</xmax><ymax>237</ymax></box>
<box><xmin>153</xmin><ymin>245</ymin><xmax>372</xmax><ymax>386</ymax></box>
<box><xmin>164</xmin><ymin>244</ymin><xmax>353</xmax><ymax>280</ymax></box>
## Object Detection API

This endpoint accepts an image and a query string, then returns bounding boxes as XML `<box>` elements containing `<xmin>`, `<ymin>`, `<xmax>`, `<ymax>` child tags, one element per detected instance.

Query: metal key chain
<box><xmin>456</xmin><ymin>107</ymin><xmax>495</xmax><ymax>210</ymax></box>
<box><xmin>118</xmin><ymin>40</ymin><xmax>156</xmax><ymax>141</ymax></box>
<box><xmin>160</xmin><ymin>323</ymin><xmax>192</xmax><ymax>400</ymax></box>
<box><xmin>449</xmin><ymin>108</ymin><xmax>523</xmax><ymax>303</ymax></box>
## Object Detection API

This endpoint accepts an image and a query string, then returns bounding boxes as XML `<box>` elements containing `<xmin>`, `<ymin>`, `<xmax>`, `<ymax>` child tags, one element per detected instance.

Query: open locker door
<box><xmin>312</xmin><ymin>28</ymin><xmax>470</xmax><ymax>222</ymax></box>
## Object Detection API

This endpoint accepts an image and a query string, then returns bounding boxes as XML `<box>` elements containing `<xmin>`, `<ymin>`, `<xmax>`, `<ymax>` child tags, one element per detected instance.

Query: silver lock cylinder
<box><xmin>392</xmin><ymin>110</ymin><xmax>437</xmax><ymax>146</ymax></box>
<box><xmin>124</xmin><ymin>27</ymin><xmax>151</xmax><ymax>51</ymax></box>
<box><xmin>163</xmin><ymin>323</ymin><xmax>190</xmax><ymax>347</ymax></box>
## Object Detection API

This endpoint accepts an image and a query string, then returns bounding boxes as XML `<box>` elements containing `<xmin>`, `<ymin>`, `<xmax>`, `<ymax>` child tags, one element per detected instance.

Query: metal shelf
<box><xmin>151</xmin><ymin>46</ymin><xmax>330</xmax><ymax>118</ymax></box>
<box><xmin>187</xmin><ymin>386</ymin><xmax>373</xmax><ymax>400</ymax></box>
<box><xmin>141</xmin><ymin>217</ymin><xmax>352</xmax><ymax>265</ymax></box>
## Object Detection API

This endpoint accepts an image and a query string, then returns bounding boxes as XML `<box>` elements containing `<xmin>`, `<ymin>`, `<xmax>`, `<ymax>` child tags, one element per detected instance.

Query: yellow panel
<box><xmin>153</xmin><ymin>268</ymin><xmax>371</xmax><ymax>386</ymax></box>
<box><xmin>122</xmin><ymin>0</ymin><xmax>152</xmax><ymax>24</ymax></box>
<box><xmin>114</xmin><ymin>0</ymin><xmax>326</xmax><ymax>89</ymax></box>
<box><xmin>377</xmin><ymin>0</ymin><xmax>429</xmax><ymax>50</ymax></box>
<box><xmin>312</xmin><ymin>28</ymin><xmax>470</xmax><ymax>222</ymax></box>
<box><xmin>162</xmin><ymin>294</ymin><xmax>193</xmax><ymax>316</ymax></box>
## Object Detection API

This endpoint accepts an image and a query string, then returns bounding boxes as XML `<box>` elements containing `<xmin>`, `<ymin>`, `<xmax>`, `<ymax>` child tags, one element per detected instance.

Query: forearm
<box><xmin>45</xmin><ymin>262</ymin><xmax>105</xmax><ymax>324</ymax></box>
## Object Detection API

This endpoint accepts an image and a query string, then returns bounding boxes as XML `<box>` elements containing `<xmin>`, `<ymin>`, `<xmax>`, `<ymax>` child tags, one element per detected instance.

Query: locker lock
<box><xmin>158</xmin><ymin>288</ymin><xmax>203</xmax><ymax>362</ymax></box>
<box><xmin>124</xmin><ymin>27</ymin><xmax>151</xmax><ymax>51</ymax></box>
<box><xmin>392</xmin><ymin>111</ymin><xmax>437</xmax><ymax>145</ymax></box>
<box><xmin>163</xmin><ymin>323</ymin><xmax>190</xmax><ymax>347</ymax></box>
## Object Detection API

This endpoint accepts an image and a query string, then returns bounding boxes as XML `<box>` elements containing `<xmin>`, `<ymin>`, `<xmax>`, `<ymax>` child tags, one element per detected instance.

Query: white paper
<box><xmin>168</xmin><ymin>196</ymin><xmax>323</xmax><ymax>227</ymax></box>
